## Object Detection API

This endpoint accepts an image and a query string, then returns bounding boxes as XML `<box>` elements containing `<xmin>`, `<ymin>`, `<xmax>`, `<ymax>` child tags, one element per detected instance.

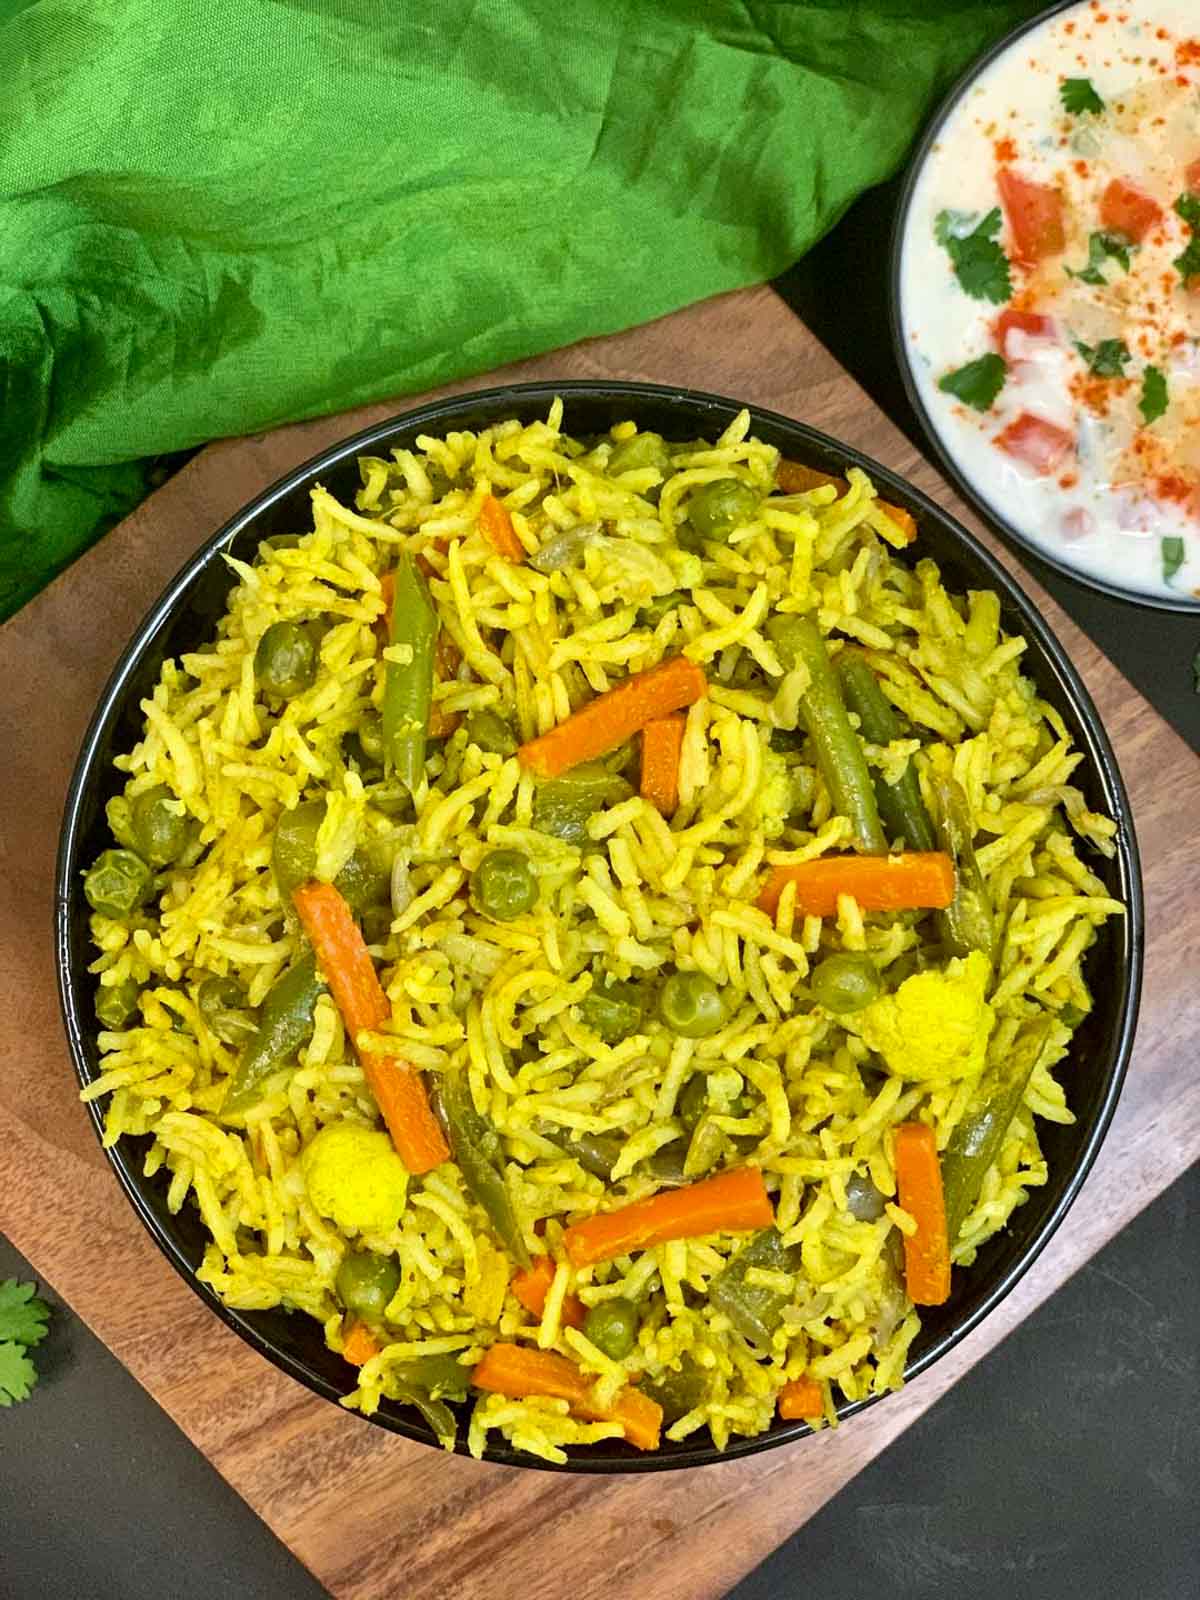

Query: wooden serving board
<box><xmin>2</xmin><ymin>285</ymin><xmax>1197</xmax><ymax>1600</ymax></box>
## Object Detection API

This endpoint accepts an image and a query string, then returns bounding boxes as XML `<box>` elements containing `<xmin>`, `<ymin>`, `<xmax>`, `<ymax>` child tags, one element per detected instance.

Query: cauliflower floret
<box><xmin>756</xmin><ymin>747</ymin><xmax>795</xmax><ymax>840</ymax></box>
<box><xmin>301</xmin><ymin>1122</ymin><xmax>408</xmax><ymax>1232</ymax></box>
<box><xmin>845</xmin><ymin>950</ymin><xmax>994</xmax><ymax>1083</ymax></box>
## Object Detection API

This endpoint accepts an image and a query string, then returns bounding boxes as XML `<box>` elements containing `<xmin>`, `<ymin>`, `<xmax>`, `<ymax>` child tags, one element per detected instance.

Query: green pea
<box><xmin>344</xmin><ymin>715</ymin><xmax>385</xmax><ymax>772</ymax></box>
<box><xmin>686</xmin><ymin>479</ymin><xmax>761</xmax><ymax>543</ymax></box>
<box><xmin>336</xmin><ymin>1251</ymin><xmax>401</xmax><ymax>1321</ymax></box>
<box><xmin>578</xmin><ymin>979</ymin><xmax>645</xmax><ymax>1044</ymax></box>
<box><xmin>638</xmin><ymin>590</ymin><xmax>686</xmax><ymax>628</ymax></box>
<box><xmin>465</xmin><ymin>708</ymin><xmax>518</xmax><ymax>756</ymax></box>
<box><xmin>809</xmin><ymin>952</ymin><xmax>883</xmax><ymax>1015</ymax></box>
<box><xmin>254</xmin><ymin>620</ymin><xmax>318</xmax><ymax>699</ymax></box>
<box><xmin>83</xmin><ymin>848</ymin><xmax>154</xmax><ymax>920</ymax></box>
<box><xmin>583</xmin><ymin>1298</ymin><xmax>639</xmax><ymax>1361</ymax></box>
<box><xmin>659</xmin><ymin>971</ymin><xmax>726</xmax><ymax>1038</ymax></box>
<box><xmin>95</xmin><ymin>977</ymin><xmax>141</xmax><ymax>1030</ymax></box>
<box><xmin>129</xmin><ymin>784</ymin><xmax>191</xmax><ymax>867</ymax></box>
<box><xmin>678</xmin><ymin>1074</ymin><xmax>710</xmax><ymax>1132</ymax></box>
<box><xmin>471</xmin><ymin>849</ymin><xmax>537</xmax><ymax>922</ymax></box>
<box><xmin>609</xmin><ymin>431</ymin><xmax>672</xmax><ymax>484</ymax></box>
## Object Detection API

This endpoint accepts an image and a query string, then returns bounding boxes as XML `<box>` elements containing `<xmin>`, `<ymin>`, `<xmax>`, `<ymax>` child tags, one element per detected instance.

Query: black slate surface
<box><xmin>2</xmin><ymin>1166</ymin><xmax>1196</xmax><ymax>1598</ymax></box>
<box><xmin>773</xmin><ymin>178</ymin><xmax>1200</xmax><ymax>756</ymax></box>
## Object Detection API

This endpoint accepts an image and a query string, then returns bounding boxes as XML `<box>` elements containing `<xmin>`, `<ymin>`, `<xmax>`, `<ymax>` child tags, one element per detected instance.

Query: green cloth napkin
<box><xmin>1</xmin><ymin>0</ymin><xmax>1043</xmax><ymax>618</ymax></box>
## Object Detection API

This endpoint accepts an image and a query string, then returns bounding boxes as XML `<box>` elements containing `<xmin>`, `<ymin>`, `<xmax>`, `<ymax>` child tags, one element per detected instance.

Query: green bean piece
<box><xmin>128</xmin><ymin>784</ymin><xmax>192</xmax><ymax>867</ymax></box>
<box><xmin>609</xmin><ymin>430</ymin><xmax>673</xmax><ymax>480</ymax></box>
<box><xmin>391</xmin><ymin>1354</ymin><xmax>470</xmax><ymax>1447</ymax></box>
<box><xmin>639</xmin><ymin>1358</ymin><xmax>709</xmax><ymax>1425</ymax></box>
<box><xmin>95</xmin><ymin>977</ymin><xmax>141</xmax><ymax>1030</ymax></box>
<box><xmin>470</xmin><ymin>849</ymin><xmax>537</xmax><ymax>922</ymax></box>
<box><xmin>343</xmin><ymin>714</ymin><xmax>386</xmax><ymax>772</ymax></box>
<box><xmin>709</xmin><ymin>1228</ymin><xmax>801</xmax><ymax>1345</ymax></box>
<box><xmin>334</xmin><ymin>841</ymin><xmax>393</xmax><ymax>913</ymax></box>
<box><xmin>336</xmin><ymin>1250</ymin><xmax>401</xmax><ymax>1320</ymax></box>
<box><xmin>531</xmin><ymin>764</ymin><xmax>631</xmax><ymax>846</ymax></box>
<box><xmin>835</xmin><ymin>652</ymin><xmax>937</xmax><ymax>851</ymax></box>
<box><xmin>83</xmin><ymin>848</ymin><xmax>154</xmax><ymax>919</ymax></box>
<box><xmin>809</xmin><ymin>952</ymin><xmax>884</xmax><ymax>1015</ymax></box>
<box><xmin>435</xmin><ymin>1070</ymin><xmax>531</xmax><ymax>1268</ymax></box>
<box><xmin>555</xmin><ymin>1130</ymin><xmax>624</xmax><ymax>1181</ymax></box>
<box><xmin>382</xmin><ymin>552</ymin><xmax>437</xmax><ymax>793</ymax></box>
<box><xmin>942</xmin><ymin>1023</ymin><xmax>1050</xmax><ymax>1241</ymax></box>
<box><xmin>678</xmin><ymin>1074</ymin><xmax>710</xmax><ymax>1132</ymax></box>
<box><xmin>686</xmin><ymin>479</ymin><xmax>761</xmax><ymax>543</ymax></box>
<box><xmin>637</xmin><ymin>590</ymin><xmax>686</xmax><ymax>628</ymax></box>
<box><xmin>934</xmin><ymin>777</ymin><xmax>995</xmax><ymax>961</ymax></box>
<box><xmin>197</xmin><ymin>974</ymin><xmax>258</xmax><ymax>1046</ymax></box>
<box><xmin>583</xmin><ymin>1298</ymin><xmax>639</xmax><ymax>1360</ymax></box>
<box><xmin>223</xmin><ymin>953</ymin><xmax>327</xmax><ymax>1110</ymax></box>
<box><xmin>578</xmin><ymin>978</ymin><xmax>646</xmax><ymax>1044</ymax></box>
<box><xmin>647</xmin><ymin>1138</ymin><xmax>694</xmax><ymax>1187</ymax></box>
<box><xmin>465</xmin><ymin>708</ymin><xmax>518</xmax><ymax>757</ymax></box>
<box><xmin>254</xmin><ymin>620</ymin><xmax>319</xmax><ymax>699</ymax></box>
<box><xmin>766</xmin><ymin>617</ymin><xmax>887</xmax><ymax>854</ymax></box>
<box><xmin>658</xmin><ymin>971</ymin><xmax>726</xmax><ymax>1038</ymax></box>
<box><xmin>272</xmin><ymin>800</ymin><xmax>391</xmax><ymax>911</ymax></box>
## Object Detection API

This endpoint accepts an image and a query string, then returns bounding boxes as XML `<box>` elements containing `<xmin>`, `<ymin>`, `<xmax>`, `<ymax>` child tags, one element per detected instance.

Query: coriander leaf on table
<box><xmin>0</xmin><ymin>1341</ymin><xmax>39</xmax><ymax>1407</ymax></box>
<box><xmin>1075</xmin><ymin>337</ymin><xmax>1131</xmax><ymax>377</ymax></box>
<box><xmin>1161</xmin><ymin>537</ymin><xmax>1185</xmax><ymax>585</ymax></box>
<box><xmin>937</xmin><ymin>352</ymin><xmax>1007</xmax><ymax>411</ymax></box>
<box><xmin>1139</xmin><ymin>365</ymin><xmax>1168</xmax><ymax>425</ymax></box>
<box><xmin>1066</xmin><ymin>231</ymin><xmax>1130</xmax><ymax>285</ymax></box>
<box><xmin>1059</xmin><ymin>77</ymin><xmax>1104</xmax><ymax>115</ymax></box>
<box><xmin>935</xmin><ymin>207</ymin><xmax>1012</xmax><ymax>304</ymax></box>
<box><xmin>0</xmin><ymin>1278</ymin><xmax>50</xmax><ymax>1346</ymax></box>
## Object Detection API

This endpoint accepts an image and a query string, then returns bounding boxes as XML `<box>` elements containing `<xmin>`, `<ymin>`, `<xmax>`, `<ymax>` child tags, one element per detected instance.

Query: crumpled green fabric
<box><xmin>1</xmin><ymin>0</ymin><xmax>1043</xmax><ymax>618</ymax></box>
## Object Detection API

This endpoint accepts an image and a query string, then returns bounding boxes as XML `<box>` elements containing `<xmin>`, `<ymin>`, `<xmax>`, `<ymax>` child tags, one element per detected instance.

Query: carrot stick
<box><xmin>291</xmin><ymin>881</ymin><xmax>449</xmax><ymax>1173</ymax></box>
<box><xmin>776</xmin><ymin>459</ymin><xmax>848</xmax><ymax>496</ymax></box>
<box><xmin>563</xmin><ymin>1166</ymin><xmax>774</xmax><ymax>1269</ymax></box>
<box><xmin>777</xmin><ymin>1377</ymin><xmax>824</xmax><ymax>1420</ymax></box>
<box><xmin>876</xmin><ymin>501</ymin><xmax>917</xmax><ymax>545</ymax></box>
<box><xmin>757</xmin><ymin>851</ymin><xmax>955</xmax><ymax>920</ymax></box>
<box><xmin>511</xmin><ymin>1256</ymin><xmax>587</xmax><ymax>1330</ymax></box>
<box><xmin>472</xmin><ymin>1344</ymin><xmax>662</xmax><ymax>1451</ymax></box>
<box><xmin>640</xmin><ymin>714</ymin><xmax>685</xmax><ymax>815</ymax></box>
<box><xmin>893</xmin><ymin>1122</ymin><xmax>951</xmax><ymax>1306</ymax></box>
<box><xmin>519</xmin><ymin>657</ymin><xmax>707</xmax><ymax>780</ymax></box>
<box><xmin>341</xmin><ymin>1321</ymin><xmax>380</xmax><ymax>1367</ymax></box>
<box><xmin>478</xmin><ymin>494</ymin><xmax>525</xmax><ymax>562</ymax></box>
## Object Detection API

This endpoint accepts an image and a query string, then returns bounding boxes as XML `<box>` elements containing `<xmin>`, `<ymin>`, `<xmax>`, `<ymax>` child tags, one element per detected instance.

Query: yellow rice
<box><xmin>82</xmin><ymin>402</ymin><xmax>1123</xmax><ymax>1464</ymax></box>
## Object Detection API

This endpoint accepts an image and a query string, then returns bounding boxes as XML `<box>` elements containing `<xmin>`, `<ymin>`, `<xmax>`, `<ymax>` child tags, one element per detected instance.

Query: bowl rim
<box><xmin>888</xmin><ymin>0</ymin><xmax>1200</xmax><ymax>615</ymax></box>
<box><xmin>54</xmin><ymin>377</ymin><xmax>1145</xmax><ymax>1472</ymax></box>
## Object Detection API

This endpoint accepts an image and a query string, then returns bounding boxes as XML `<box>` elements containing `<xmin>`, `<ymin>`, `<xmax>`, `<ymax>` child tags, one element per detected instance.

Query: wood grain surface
<box><xmin>2</xmin><ymin>285</ymin><xmax>1197</xmax><ymax>1600</ymax></box>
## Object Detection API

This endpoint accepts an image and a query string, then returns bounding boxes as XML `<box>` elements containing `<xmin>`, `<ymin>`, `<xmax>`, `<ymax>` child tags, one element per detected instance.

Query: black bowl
<box><xmin>56</xmin><ymin>380</ymin><xmax>1143</xmax><ymax>1471</ymax></box>
<box><xmin>889</xmin><ymin>0</ymin><xmax>1200</xmax><ymax>614</ymax></box>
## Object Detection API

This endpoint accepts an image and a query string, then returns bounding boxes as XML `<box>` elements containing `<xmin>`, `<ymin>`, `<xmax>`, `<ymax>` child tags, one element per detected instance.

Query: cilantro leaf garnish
<box><xmin>1060</xmin><ymin>78</ymin><xmax>1105</xmax><ymax>116</ymax></box>
<box><xmin>1066</xmin><ymin>231</ymin><xmax>1131</xmax><ymax>285</ymax></box>
<box><xmin>1139</xmin><ymin>365</ymin><xmax>1168</xmax><ymax>425</ymax></box>
<box><xmin>937</xmin><ymin>353</ymin><xmax>1008</xmax><ymax>412</ymax></box>
<box><xmin>1074</xmin><ymin>337</ymin><xmax>1131</xmax><ymax>377</ymax></box>
<box><xmin>1175</xmin><ymin>193</ymin><xmax>1200</xmax><ymax>284</ymax></box>
<box><xmin>1162</xmin><ymin>537</ymin><xmax>1185</xmax><ymax>584</ymax></box>
<box><xmin>935</xmin><ymin>208</ymin><xmax>1013</xmax><ymax>304</ymax></box>
<box><xmin>0</xmin><ymin>1280</ymin><xmax>51</xmax><ymax>1407</ymax></box>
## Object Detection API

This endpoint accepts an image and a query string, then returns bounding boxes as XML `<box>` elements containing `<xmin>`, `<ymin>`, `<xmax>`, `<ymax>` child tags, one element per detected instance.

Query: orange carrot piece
<box><xmin>472</xmin><ymin>1344</ymin><xmax>662</xmax><ymax>1451</ymax></box>
<box><xmin>478</xmin><ymin>494</ymin><xmax>525</xmax><ymax>562</ymax></box>
<box><xmin>756</xmin><ymin>851</ymin><xmax>955</xmax><ymax>920</ymax></box>
<box><xmin>291</xmin><ymin>881</ymin><xmax>449</xmax><ymax>1174</ymax></box>
<box><xmin>876</xmin><ymin>500</ymin><xmax>917</xmax><ymax>544</ymax></box>
<box><xmin>777</xmin><ymin>1377</ymin><xmax>824</xmax><ymax>1420</ymax></box>
<box><xmin>519</xmin><ymin>657</ymin><xmax>707</xmax><ymax>780</ymax></box>
<box><xmin>341</xmin><ymin>1321</ymin><xmax>380</xmax><ymax>1367</ymax></box>
<box><xmin>776</xmin><ymin>459</ymin><xmax>848</xmax><ymax>496</ymax></box>
<box><xmin>640</xmin><ymin>714</ymin><xmax>685</xmax><ymax>815</ymax></box>
<box><xmin>511</xmin><ymin>1256</ymin><xmax>587</xmax><ymax>1330</ymax></box>
<box><xmin>893</xmin><ymin>1122</ymin><xmax>951</xmax><ymax>1306</ymax></box>
<box><xmin>562</xmin><ymin>1167</ymin><xmax>774</xmax><ymax>1269</ymax></box>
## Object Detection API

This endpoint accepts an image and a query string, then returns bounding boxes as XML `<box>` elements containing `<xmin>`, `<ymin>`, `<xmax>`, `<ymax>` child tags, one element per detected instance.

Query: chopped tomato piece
<box><xmin>997</xmin><ymin>168</ymin><xmax>1066</xmax><ymax>263</ymax></box>
<box><xmin>996</xmin><ymin>413</ymin><xmax>1074</xmax><ymax>475</ymax></box>
<box><xmin>1187</xmin><ymin>158</ymin><xmax>1200</xmax><ymax>195</ymax></box>
<box><xmin>993</xmin><ymin>308</ymin><xmax>1054</xmax><ymax>358</ymax></box>
<box><xmin>1099</xmin><ymin>178</ymin><xmax>1163</xmax><ymax>243</ymax></box>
